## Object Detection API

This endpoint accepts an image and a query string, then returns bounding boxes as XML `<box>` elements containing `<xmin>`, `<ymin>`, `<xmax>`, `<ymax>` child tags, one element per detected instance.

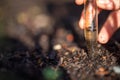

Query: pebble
<box><xmin>113</xmin><ymin>66</ymin><xmax>120</xmax><ymax>74</ymax></box>
<box><xmin>53</xmin><ymin>44</ymin><xmax>62</xmax><ymax>50</ymax></box>
<box><xmin>65</xmin><ymin>52</ymin><xmax>69</xmax><ymax>55</ymax></box>
<box><xmin>59</xmin><ymin>57</ymin><xmax>63</xmax><ymax>65</ymax></box>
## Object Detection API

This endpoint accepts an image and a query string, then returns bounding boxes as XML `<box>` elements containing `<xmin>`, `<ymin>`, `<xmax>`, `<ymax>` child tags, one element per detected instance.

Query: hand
<box><xmin>75</xmin><ymin>0</ymin><xmax>120</xmax><ymax>44</ymax></box>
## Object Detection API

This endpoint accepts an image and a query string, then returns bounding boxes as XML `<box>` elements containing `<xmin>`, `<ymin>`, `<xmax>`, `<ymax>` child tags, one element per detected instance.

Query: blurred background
<box><xmin>0</xmin><ymin>0</ymin><xmax>85</xmax><ymax>52</ymax></box>
<box><xmin>0</xmin><ymin>0</ymin><xmax>120</xmax><ymax>57</ymax></box>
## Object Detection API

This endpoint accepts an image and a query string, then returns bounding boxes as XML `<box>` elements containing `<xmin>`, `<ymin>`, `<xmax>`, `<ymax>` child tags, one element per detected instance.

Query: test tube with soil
<box><xmin>84</xmin><ymin>0</ymin><xmax>98</xmax><ymax>57</ymax></box>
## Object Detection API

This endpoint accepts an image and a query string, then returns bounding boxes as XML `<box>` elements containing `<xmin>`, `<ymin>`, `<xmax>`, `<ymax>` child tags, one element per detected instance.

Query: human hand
<box><xmin>75</xmin><ymin>0</ymin><xmax>120</xmax><ymax>44</ymax></box>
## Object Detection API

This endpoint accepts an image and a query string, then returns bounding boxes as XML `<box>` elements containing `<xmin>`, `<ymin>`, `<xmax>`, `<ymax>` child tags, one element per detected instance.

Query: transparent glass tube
<box><xmin>84</xmin><ymin>0</ymin><xmax>98</xmax><ymax>56</ymax></box>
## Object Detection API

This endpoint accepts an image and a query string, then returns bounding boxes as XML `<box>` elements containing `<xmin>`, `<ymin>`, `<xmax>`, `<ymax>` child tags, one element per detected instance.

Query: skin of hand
<box><xmin>75</xmin><ymin>0</ymin><xmax>120</xmax><ymax>44</ymax></box>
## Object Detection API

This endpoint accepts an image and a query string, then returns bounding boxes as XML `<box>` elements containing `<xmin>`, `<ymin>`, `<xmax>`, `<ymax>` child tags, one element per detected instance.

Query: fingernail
<box><xmin>98</xmin><ymin>34</ymin><xmax>107</xmax><ymax>44</ymax></box>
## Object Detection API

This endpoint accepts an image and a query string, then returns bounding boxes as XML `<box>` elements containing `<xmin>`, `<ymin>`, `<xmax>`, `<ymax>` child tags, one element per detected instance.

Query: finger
<box><xmin>75</xmin><ymin>0</ymin><xmax>84</xmax><ymax>5</ymax></box>
<box><xmin>79</xmin><ymin>8</ymin><xmax>101</xmax><ymax>29</ymax></box>
<box><xmin>79</xmin><ymin>10</ymin><xmax>84</xmax><ymax>29</ymax></box>
<box><xmin>97</xmin><ymin>0</ymin><xmax>120</xmax><ymax>10</ymax></box>
<box><xmin>98</xmin><ymin>10</ymin><xmax>120</xmax><ymax>44</ymax></box>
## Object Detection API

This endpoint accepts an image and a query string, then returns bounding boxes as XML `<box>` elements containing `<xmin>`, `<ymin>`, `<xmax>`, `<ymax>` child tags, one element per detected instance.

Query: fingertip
<box><xmin>75</xmin><ymin>0</ymin><xmax>84</xmax><ymax>5</ymax></box>
<box><xmin>98</xmin><ymin>23</ymin><xmax>112</xmax><ymax>44</ymax></box>
<box><xmin>98</xmin><ymin>32</ymin><xmax>109</xmax><ymax>44</ymax></box>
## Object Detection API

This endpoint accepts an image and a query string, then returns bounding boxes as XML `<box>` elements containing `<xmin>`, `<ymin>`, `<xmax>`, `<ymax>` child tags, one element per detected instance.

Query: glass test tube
<box><xmin>84</xmin><ymin>0</ymin><xmax>98</xmax><ymax>55</ymax></box>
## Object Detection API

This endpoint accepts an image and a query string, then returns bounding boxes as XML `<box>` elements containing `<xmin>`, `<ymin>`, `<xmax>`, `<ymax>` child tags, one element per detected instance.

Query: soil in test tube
<box><xmin>84</xmin><ymin>26</ymin><xmax>98</xmax><ymax>57</ymax></box>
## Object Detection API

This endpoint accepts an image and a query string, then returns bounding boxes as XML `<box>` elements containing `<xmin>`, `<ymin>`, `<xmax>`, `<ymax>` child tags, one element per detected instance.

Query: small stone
<box><xmin>65</xmin><ymin>52</ymin><xmax>69</xmax><ymax>55</ymax></box>
<box><xmin>113</xmin><ymin>66</ymin><xmax>120</xmax><ymax>74</ymax></box>
<box><xmin>71</xmin><ymin>48</ymin><xmax>76</xmax><ymax>53</ymax></box>
<box><xmin>53</xmin><ymin>44</ymin><xmax>62</xmax><ymax>50</ymax></box>
<box><xmin>59</xmin><ymin>57</ymin><xmax>64</xmax><ymax>65</ymax></box>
